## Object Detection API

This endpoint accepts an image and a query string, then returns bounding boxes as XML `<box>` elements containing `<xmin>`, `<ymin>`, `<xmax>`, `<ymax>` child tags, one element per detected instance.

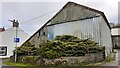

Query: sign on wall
<box><xmin>14</xmin><ymin>38</ymin><xmax>20</xmax><ymax>43</ymax></box>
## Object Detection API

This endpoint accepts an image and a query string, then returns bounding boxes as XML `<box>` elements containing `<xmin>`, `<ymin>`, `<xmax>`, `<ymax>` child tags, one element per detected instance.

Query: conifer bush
<box><xmin>14</xmin><ymin>35</ymin><xmax>105</xmax><ymax>59</ymax></box>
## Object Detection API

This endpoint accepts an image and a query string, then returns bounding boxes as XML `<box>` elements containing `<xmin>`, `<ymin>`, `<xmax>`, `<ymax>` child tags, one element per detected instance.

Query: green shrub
<box><xmin>105</xmin><ymin>56</ymin><xmax>115</xmax><ymax>62</ymax></box>
<box><xmin>13</xmin><ymin>42</ymin><xmax>36</xmax><ymax>56</ymax></box>
<box><xmin>36</xmin><ymin>35</ymin><xmax>104</xmax><ymax>58</ymax></box>
<box><xmin>14</xmin><ymin>35</ymin><xmax>105</xmax><ymax>59</ymax></box>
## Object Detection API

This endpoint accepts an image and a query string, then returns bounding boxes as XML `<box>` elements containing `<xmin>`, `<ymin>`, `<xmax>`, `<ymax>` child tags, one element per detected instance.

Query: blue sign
<box><xmin>14</xmin><ymin>38</ymin><xmax>20</xmax><ymax>43</ymax></box>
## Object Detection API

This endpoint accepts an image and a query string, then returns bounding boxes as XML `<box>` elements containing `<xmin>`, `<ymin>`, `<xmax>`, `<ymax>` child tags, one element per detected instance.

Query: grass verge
<box><xmin>3</xmin><ymin>61</ymin><xmax>33</xmax><ymax>66</ymax></box>
<box><xmin>86</xmin><ymin>57</ymin><xmax>116</xmax><ymax>66</ymax></box>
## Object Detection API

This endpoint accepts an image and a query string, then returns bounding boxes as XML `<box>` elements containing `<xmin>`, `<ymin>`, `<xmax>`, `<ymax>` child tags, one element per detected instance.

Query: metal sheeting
<box><xmin>100</xmin><ymin>16</ymin><xmax>112</xmax><ymax>56</ymax></box>
<box><xmin>48</xmin><ymin>16</ymin><xmax>102</xmax><ymax>44</ymax></box>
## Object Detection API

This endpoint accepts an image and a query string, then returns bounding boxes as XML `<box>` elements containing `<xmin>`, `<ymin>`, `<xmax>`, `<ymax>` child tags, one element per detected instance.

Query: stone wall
<box><xmin>36</xmin><ymin>52</ymin><xmax>105</xmax><ymax>66</ymax></box>
<box><xmin>15</xmin><ymin>52</ymin><xmax>104</xmax><ymax>66</ymax></box>
<box><xmin>29</xmin><ymin>26</ymin><xmax>48</xmax><ymax>48</ymax></box>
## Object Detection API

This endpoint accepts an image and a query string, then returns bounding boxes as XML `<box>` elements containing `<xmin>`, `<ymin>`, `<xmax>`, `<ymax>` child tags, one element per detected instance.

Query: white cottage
<box><xmin>111</xmin><ymin>26</ymin><xmax>120</xmax><ymax>48</ymax></box>
<box><xmin>22</xmin><ymin>2</ymin><xmax>112</xmax><ymax>57</ymax></box>
<box><xmin>0</xmin><ymin>21</ymin><xmax>29</xmax><ymax>58</ymax></box>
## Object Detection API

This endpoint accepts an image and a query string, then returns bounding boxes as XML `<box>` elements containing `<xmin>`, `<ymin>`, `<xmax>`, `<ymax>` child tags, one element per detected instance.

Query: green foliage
<box><xmin>15</xmin><ymin>35</ymin><xmax>105</xmax><ymax>59</ymax></box>
<box><xmin>104</xmin><ymin>56</ymin><xmax>115</xmax><ymax>62</ymax></box>
<box><xmin>35</xmin><ymin>40</ymin><xmax>65</xmax><ymax>59</ymax></box>
<box><xmin>3</xmin><ymin>59</ymin><xmax>34</xmax><ymax>67</ymax></box>
<box><xmin>36</xmin><ymin>35</ymin><xmax>104</xmax><ymax>59</ymax></box>
<box><xmin>13</xmin><ymin>42</ymin><xmax>36</xmax><ymax>56</ymax></box>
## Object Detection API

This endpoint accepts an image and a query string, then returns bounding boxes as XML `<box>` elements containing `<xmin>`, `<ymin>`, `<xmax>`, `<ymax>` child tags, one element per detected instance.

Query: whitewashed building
<box><xmin>22</xmin><ymin>2</ymin><xmax>112</xmax><ymax>57</ymax></box>
<box><xmin>0</xmin><ymin>21</ymin><xmax>29</xmax><ymax>58</ymax></box>
<box><xmin>111</xmin><ymin>25</ymin><xmax>120</xmax><ymax>48</ymax></box>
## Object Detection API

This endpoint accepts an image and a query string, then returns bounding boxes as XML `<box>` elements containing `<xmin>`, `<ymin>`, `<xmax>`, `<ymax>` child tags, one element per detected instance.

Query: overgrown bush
<box><xmin>13</xmin><ymin>42</ymin><xmax>36</xmax><ymax>56</ymax></box>
<box><xmin>14</xmin><ymin>35</ymin><xmax>105</xmax><ymax>59</ymax></box>
<box><xmin>35</xmin><ymin>35</ymin><xmax>105</xmax><ymax>59</ymax></box>
<box><xmin>35</xmin><ymin>40</ymin><xmax>65</xmax><ymax>59</ymax></box>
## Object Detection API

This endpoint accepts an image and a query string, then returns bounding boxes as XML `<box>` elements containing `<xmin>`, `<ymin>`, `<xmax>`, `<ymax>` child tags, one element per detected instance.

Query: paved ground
<box><xmin>0</xmin><ymin>58</ymin><xmax>18</xmax><ymax>68</ymax></box>
<box><xmin>98</xmin><ymin>49</ymin><xmax>120</xmax><ymax>68</ymax></box>
<box><xmin>99</xmin><ymin>49</ymin><xmax>118</xmax><ymax>66</ymax></box>
<box><xmin>117</xmin><ymin>49</ymin><xmax>120</xmax><ymax>68</ymax></box>
<box><xmin>0</xmin><ymin>58</ymin><xmax>3</xmax><ymax>68</ymax></box>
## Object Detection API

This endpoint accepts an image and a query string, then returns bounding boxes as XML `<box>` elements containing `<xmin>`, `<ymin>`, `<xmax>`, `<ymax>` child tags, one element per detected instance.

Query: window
<box><xmin>48</xmin><ymin>33</ymin><xmax>54</xmax><ymax>40</ymax></box>
<box><xmin>0</xmin><ymin>46</ymin><xmax>7</xmax><ymax>56</ymax></box>
<box><xmin>42</xmin><ymin>32</ymin><xmax>46</xmax><ymax>35</ymax></box>
<box><xmin>39</xmin><ymin>31</ymin><xmax>41</xmax><ymax>36</ymax></box>
<box><xmin>39</xmin><ymin>31</ymin><xmax>46</xmax><ymax>36</ymax></box>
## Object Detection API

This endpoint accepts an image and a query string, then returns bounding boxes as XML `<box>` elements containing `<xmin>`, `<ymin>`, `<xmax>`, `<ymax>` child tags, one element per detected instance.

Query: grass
<box><xmin>104</xmin><ymin>57</ymin><xmax>115</xmax><ymax>62</ymax></box>
<box><xmin>3</xmin><ymin>60</ymin><xmax>36</xmax><ymax>68</ymax></box>
<box><xmin>3</xmin><ymin>60</ymin><xmax>103</xmax><ymax>67</ymax></box>
<box><xmin>3</xmin><ymin>61</ymin><xmax>33</xmax><ymax>66</ymax></box>
<box><xmin>86</xmin><ymin>56</ymin><xmax>116</xmax><ymax>66</ymax></box>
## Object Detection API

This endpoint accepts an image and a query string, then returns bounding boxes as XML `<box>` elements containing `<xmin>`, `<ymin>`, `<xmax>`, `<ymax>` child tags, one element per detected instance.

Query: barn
<box><xmin>22</xmin><ymin>2</ymin><xmax>112</xmax><ymax>57</ymax></box>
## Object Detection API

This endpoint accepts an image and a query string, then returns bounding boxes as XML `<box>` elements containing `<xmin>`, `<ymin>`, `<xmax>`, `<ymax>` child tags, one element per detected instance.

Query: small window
<box><xmin>0</xmin><ymin>46</ymin><xmax>7</xmax><ymax>56</ymax></box>
<box><xmin>43</xmin><ymin>32</ymin><xmax>46</xmax><ymax>35</ymax></box>
<box><xmin>39</xmin><ymin>31</ymin><xmax>46</xmax><ymax>36</ymax></box>
<box><xmin>39</xmin><ymin>31</ymin><xmax>41</xmax><ymax>36</ymax></box>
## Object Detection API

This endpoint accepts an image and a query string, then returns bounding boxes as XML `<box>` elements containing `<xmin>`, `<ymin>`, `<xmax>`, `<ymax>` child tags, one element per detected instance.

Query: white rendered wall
<box><xmin>0</xmin><ymin>27</ymin><xmax>29</xmax><ymax>58</ymax></box>
<box><xmin>111</xmin><ymin>28</ymin><xmax>120</xmax><ymax>35</ymax></box>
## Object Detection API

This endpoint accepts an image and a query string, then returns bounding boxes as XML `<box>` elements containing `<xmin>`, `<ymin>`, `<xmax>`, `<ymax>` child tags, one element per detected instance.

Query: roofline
<box><xmin>112</xmin><ymin>35</ymin><xmax>120</xmax><ymax>37</ymax></box>
<box><xmin>112</xmin><ymin>26</ymin><xmax>120</xmax><ymax>28</ymax></box>
<box><xmin>0</xmin><ymin>27</ymin><xmax>29</xmax><ymax>35</ymax></box>
<box><xmin>22</xmin><ymin>1</ymin><xmax>111</xmax><ymax>46</ymax></box>
<box><xmin>22</xmin><ymin>2</ymin><xmax>69</xmax><ymax>46</ymax></box>
<box><xmin>68</xmin><ymin>2</ymin><xmax>111</xmax><ymax>30</ymax></box>
<box><xmin>100</xmin><ymin>12</ymin><xmax>111</xmax><ymax>29</ymax></box>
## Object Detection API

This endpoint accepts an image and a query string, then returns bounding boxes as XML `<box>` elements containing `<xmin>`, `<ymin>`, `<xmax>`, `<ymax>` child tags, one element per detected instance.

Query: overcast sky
<box><xmin>1</xmin><ymin>0</ymin><xmax>120</xmax><ymax>35</ymax></box>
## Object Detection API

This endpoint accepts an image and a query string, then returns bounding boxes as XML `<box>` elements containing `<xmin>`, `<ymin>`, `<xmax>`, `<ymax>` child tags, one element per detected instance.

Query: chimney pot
<box><xmin>0</xmin><ymin>27</ymin><xmax>5</xmax><ymax>32</ymax></box>
<box><xmin>13</xmin><ymin>20</ymin><xmax>19</xmax><ymax>27</ymax></box>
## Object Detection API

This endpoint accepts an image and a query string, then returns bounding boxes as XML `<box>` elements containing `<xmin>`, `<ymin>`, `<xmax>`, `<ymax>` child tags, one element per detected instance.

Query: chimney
<box><xmin>13</xmin><ymin>20</ymin><xmax>19</xmax><ymax>27</ymax></box>
<box><xmin>0</xmin><ymin>27</ymin><xmax>5</xmax><ymax>32</ymax></box>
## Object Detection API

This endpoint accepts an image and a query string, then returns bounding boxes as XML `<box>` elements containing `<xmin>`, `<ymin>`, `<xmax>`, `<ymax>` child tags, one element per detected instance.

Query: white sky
<box><xmin>1</xmin><ymin>0</ymin><xmax>120</xmax><ymax>35</ymax></box>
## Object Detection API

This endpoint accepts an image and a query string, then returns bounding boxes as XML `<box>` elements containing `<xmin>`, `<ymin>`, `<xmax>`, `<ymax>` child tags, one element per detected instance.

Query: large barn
<box><xmin>22</xmin><ymin>2</ymin><xmax>112</xmax><ymax>57</ymax></box>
